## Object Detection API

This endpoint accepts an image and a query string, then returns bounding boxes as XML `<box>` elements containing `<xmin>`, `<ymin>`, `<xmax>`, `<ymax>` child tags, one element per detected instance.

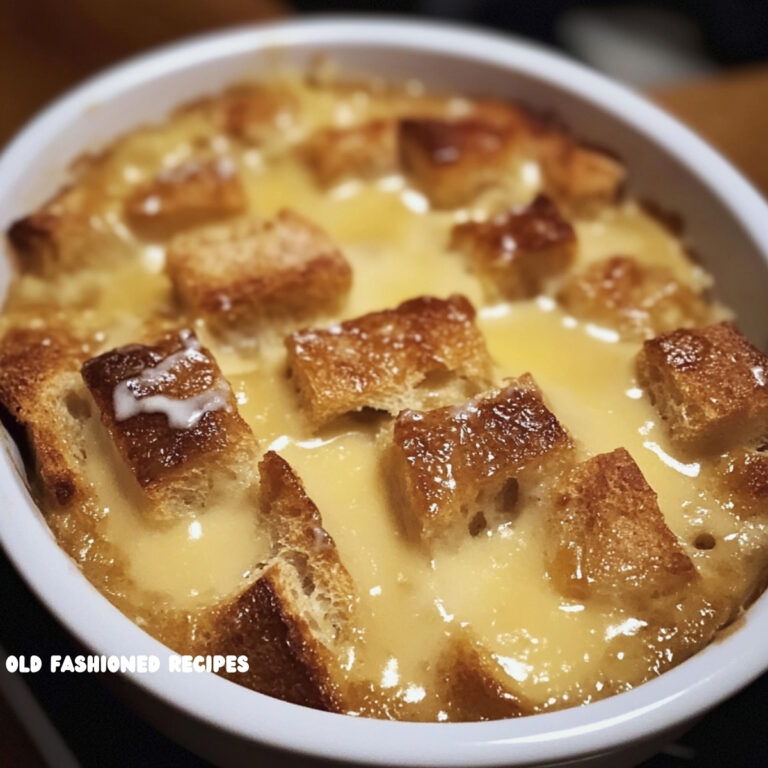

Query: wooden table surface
<box><xmin>1</xmin><ymin>7</ymin><xmax>767</xmax><ymax>766</ymax></box>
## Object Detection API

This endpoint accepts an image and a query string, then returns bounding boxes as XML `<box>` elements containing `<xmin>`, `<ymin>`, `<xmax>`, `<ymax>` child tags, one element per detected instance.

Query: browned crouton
<box><xmin>301</xmin><ymin>120</ymin><xmax>399</xmax><ymax>187</ymax></box>
<box><xmin>0</xmin><ymin>328</ymin><xmax>90</xmax><ymax>506</ymax></box>
<box><xmin>535</xmin><ymin>136</ymin><xmax>625</xmax><ymax>209</ymax></box>
<box><xmin>7</xmin><ymin>208</ymin><xmax>132</xmax><ymax>276</ymax></box>
<box><xmin>166</xmin><ymin>210</ymin><xmax>352</xmax><ymax>334</ymax></box>
<box><xmin>436</xmin><ymin>634</ymin><xmax>534</xmax><ymax>721</ymax></box>
<box><xmin>471</xmin><ymin>100</ymin><xmax>624</xmax><ymax>208</ymax></box>
<box><xmin>200</xmin><ymin>451</ymin><xmax>355</xmax><ymax>710</ymax></box>
<box><xmin>717</xmin><ymin>448</ymin><xmax>768</xmax><ymax>518</ymax></box>
<box><xmin>636</xmin><ymin>323</ymin><xmax>768</xmax><ymax>453</ymax></box>
<box><xmin>558</xmin><ymin>255</ymin><xmax>711</xmax><ymax>339</ymax></box>
<box><xmin>389</xmin><ymin>374</ymin><xmax>573</xmax><ymax>546</ymax></box>
<box><xmin>548</xmin><ymin>448</ymin><xmax>696</xmax><ymax>602</ymax></box>
<box><xmin>124</xmin><ymin>158</ymin><xmax>246</xmax><ymax>234</ymax></box>
<box><xmin>399</xmin><ymin>112</ymin><xmax>624</xmax><ymax>210</ymax></box>
<box><xmin>191</xmin><ymin>84</ymin><xmax>298</xmax><ymax>145</ymax></box>
<box><xmin>80</xmin><ymin>329</ymin><xmax>257</xmax><ymax>521</ymax></box>
<box><xmin>451</xmin><ymin>195</ymin><xmax>576</xmax><ymax>299</ymax></box>
<box><xmin>399</xmin><ymin>118</ymin><xmax>522</xmax><ymax>208</ymax></box>
<box><xmin>286</xmin><ymin>295</ymin><xmax>492</xmax><ymax>427</ymax></box>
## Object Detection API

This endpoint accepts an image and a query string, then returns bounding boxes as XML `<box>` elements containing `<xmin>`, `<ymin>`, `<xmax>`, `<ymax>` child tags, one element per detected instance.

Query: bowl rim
<box><xmin>1</xmin><ymin>15</ymin><xmax>768</xmax><ymax>767</ymax></box>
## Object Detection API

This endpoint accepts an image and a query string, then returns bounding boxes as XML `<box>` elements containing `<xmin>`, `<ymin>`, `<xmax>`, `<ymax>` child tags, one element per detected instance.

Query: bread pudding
<box><xmin>1</xmin><ymin>69</ymin><xmax>767</xmax><ymax>722</ymax></box>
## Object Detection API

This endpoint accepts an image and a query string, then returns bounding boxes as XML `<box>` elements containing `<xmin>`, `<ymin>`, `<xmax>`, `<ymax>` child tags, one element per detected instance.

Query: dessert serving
<box><xmin>1</xmin><ymin>67</ymin><xmax>767</xmax><ymax>724</ymax></box>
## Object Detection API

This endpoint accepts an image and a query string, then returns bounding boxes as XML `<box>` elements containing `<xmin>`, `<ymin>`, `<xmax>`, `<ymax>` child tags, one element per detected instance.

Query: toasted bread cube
<box><xmin>258</xmin><ymin>451</ymin><xmax>356</xmax><ymax>615</ymax></box>
<box><xmin>636</xmin><ymin>323</ymin><xmax>768</xmax><ymax>452</ymax></box>
<box><xmin>124</xmin><ymin>158</ymin><xmax>246</xmax><ymax>234</ymax></box>
<box><xmin>558</xmin><ymin>256</ymin><xmax>711</xmax><ymax>340</ymax></box>
<box><xmin>81</xmin><ymin>329</ymin><xmax>256</xmax><ymax>521</ymax></box>
<box><xmin>436</xmin><ymin>634</ymin><xmax>534</xmax><ymax>721</ymax></box>
<box><xmin>201</xmin><ymin>452</ymin><xmax>355</xmax><ymax>710</ymax></box>
<box><xmin>7</xmin><ymin>209</ymin><xmax>133</xmax><ymax>276</ymax></box>
<box><xmin>193</xmin><ymin>84</ymin><xmax>298</xmax><ymax>145</ymax></box>
<box><xmin>301</xmin><ymin>120</ymin><xmax>399</xmax><ymax>187</ymax></box>
<box><xmin>548</xmin><ymin>448</ymin><xmax>695</xmax><ymax>602</ymax></box>
<box><xmin>286</xmin><ymin>295</ymin><xmax>492</xmax><ymax>427</ymax></box>
<box><xmin>536</xmin><ymin>135</ymin><xmax>625</xmax><ymax>209</ymax></box>
<box><xmin>399</xmin><ymin>118</ymin><xmax>521</xmax><ymax>208</ymax></box>
<box><xmin>0</xmin><ymin>328</ymin><xmax>89</xmax><ymax>505</ymax></box>
<box><xmin>389</xmin><ymin>374</ymin><xmax>573</xmax><ymax>546</ymax></box>
<box><xmin>166</xmin><ymin>210</ymin><xmax>352</xmax><ymax>333</ymax></box>
<box><xmin>451</xmin><ymin>196</ymin><xmax>576</xmax><ymax>299</ymax></box>
<box><xmin>717</xmin><ymin>449</ymin><xmax>768</xmax><ymax>518</ymax></box>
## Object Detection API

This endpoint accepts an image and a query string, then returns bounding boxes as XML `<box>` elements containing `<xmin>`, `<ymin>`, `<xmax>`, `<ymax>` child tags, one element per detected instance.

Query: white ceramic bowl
<box><xmin>1</xmin><ymin>17</ymin><xmax>767</xmax><ymax>768</ymax></box>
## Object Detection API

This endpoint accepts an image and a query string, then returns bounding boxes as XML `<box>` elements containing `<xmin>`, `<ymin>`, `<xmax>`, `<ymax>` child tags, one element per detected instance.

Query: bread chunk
<box><xmin>166</xmin><ymin>210</ymin><xmax>352</xmax><ymax>333</ymax></box>
<box><xmin>301</xmin><ymin>120</ymin><xmax>398</xmax><ymax>187</ymax></box>
<box><xmin>389</xmin><ymin>374</ymin><xmax>573</xmax><ymax>546</ymax></box>
<box><xmin>535</xmin><ymin>136</ymin><xmax>625</xmax><ymax>209</ymax></box>
<box><xmin>636</xmin><ymin>323</ymin><xmax>768</xmax><ymax>452</ymax></box>
<box><xmin>7</xmin><ymin>208</ymin><xmax>132</xmax><ymax>276</ymax></box>
<box><xmin>124</xmin><ymin>158</ymin><xmax>246</xmax><ymax>234</ymax></box>
<box><xmin>0</xmin><ymin>328</ymin><xmax>89</xmax><ymax>506</ymax></box>
<box><xmin>399</xmin><ymin>118</ymin><xmax>520</xmax><ymax>208</ymax></box>
<box><xmin>451</xmin><ymin>195</ymin><xmax>576</xmax><ymax>299</ymax></box>
<box><xmin>558</xmin><ymin>256</ymin><xmax>711</xmax><ymax>339</ymax></box>
<box><xmin>399</xmin><ymin>113</ymin><xmax>624</xmax><ymax>210</ymax></box>
<box><xmin>548</xmin><ymin>448</ymin><xmax>696</xmax><ymax>602</ymax></box>
<box><xmin>191</xmin><ymin>84</ymin><xmax>298</xmax><ymax>145</ymax></box>
<box><xmin>81</xmin><ymin>329</ymin><xmax>256</xmax><ymax>521</ymax></box>
<box><xmin>200</xmin><ymin>451</ymin><xmax>355</xmax><ymax>710</ymax></box>
<box><xmin>286</xmin><ymin>295</ymin><xmax>492</xmax><ymax>427</ymax></box>
<box><xmin>717</xmin><ymin>449</ymin><xmax>768</xmax><ymax>518</ymax></box>
<box><xmin>437</xmin><ymin>634</ymin><xmax>534</xmax><ymax>721</ymax></box>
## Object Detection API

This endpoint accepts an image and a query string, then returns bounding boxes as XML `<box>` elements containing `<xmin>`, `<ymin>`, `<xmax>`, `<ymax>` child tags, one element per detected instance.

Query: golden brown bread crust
<box><xmin>258</xmin><ymin>451</ymin><xmax>356</xmax><ymax>641</ymax></box>
<box><xmin>437</xmin><ymin>635</ymin><xmax>534</xmax><ymax>721</ymax></box>
<box><xmin>0</xmin><ymin>328</ymin><xmax>89</xmax><ymax>506</ymax></box>
<box><xmin>534</xmin><ymin>134</ymin><xmax>625</xmax><ymax>210</ymax></box>
<box><xmin>81</xmin><ymin>329</ymin><xmax>256</xmax><ymax>519</ymax></box>
<box><xmin>286</xmin><ymin>294</ymin><xmax>493</xmax><ymax>427</ymax></box>
<box><xmin>166</xmin><ymin>209</ymin><xmax>352</xmax><ymax>334</ymax></box>
<box><xmin>451</xmin><ymin>195</ymin><xmax>576</xmax><ymax>299</ymax></box>
<box><xmin>399</xmin><ymin>108</ymin><xmax>624</xmax><ymax>210</ymax></box>
<box><xmin>202</xmin><ymin>561</ymin><xmax>343</xmax><ymax>711</ymax></box>
<box><xmin>7</xmin><ymin>208</ymin><xmax>132</xmax><ymax>276</ymax></box>
<box><xmin>558</xmin><ymin>255</ymin><xmax>711</xmax><ymax>339</ymax></box>
<box><xmin>301</xmin><ymin>120</ymin><xmax>399</xmax><ymax>187</ymax></box>
<box><xmin>124</xmin><ymin>158</ymin><xmax>247</xmax><ymax>234</ymax></box>
<box><xmin>200</xmin><ymin>451</ymin><xmax>355</xmax><ymax>711</ymax></box>
<box><xmin>399</xmin><ymin>118</ymin><xmax>520</xmax><ymax>208</ymax></box>
<box><xmin>187</xmin><ymin>84</ymin><xmax>298</xmax><ymax>145</ymax></box>
<box><xmin>389</xmin><ymin>374</ymin><xmax>573</xmax><ymax>546</ymax></box>
<box><xmin>547</xmin><ymin>447</ymin><xmax>696</xmax><ymax>603</ymax></box>
<box><xmin>636</xmin><ymin>322</ymin><xmax>768</xmax><ymax>453</ymax></box>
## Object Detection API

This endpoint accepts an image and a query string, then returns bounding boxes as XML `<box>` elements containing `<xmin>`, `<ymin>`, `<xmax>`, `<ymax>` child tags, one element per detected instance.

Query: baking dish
<box><xmin>1</xmin><ymin>17</ymin><xmax>767</xmax><ymax>767</ymax></box>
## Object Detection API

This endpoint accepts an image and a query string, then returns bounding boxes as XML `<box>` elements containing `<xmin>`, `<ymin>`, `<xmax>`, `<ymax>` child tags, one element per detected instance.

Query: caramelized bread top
<box><xmin>390</xmin><ymin>374</ymin><xmax>573</xmax><ymax>545</ymax></box>
<box><xmin>0</xmin><ymin>328</ymin><xmax>89</xmax><ymax>506</ymax></box>
<box><xmin>81</xmin><ymin>329</ymin><xmax>253</xmax><ymax>490</ymax></box>
<box><xmin>451</xmin><ymin>195</ymin><xmax>577</xmax><ymax>298</ymax></box>
<box><xmin>166</xmin><ymin>209</ymin><xmax>352</xmax><ymax>331</ymax></box>
<box><xmin>301</xmin><ymin>120</ymin><xmax>399</xmax><ymax>187</ymax></box>
<box><xmin>124</xmin><ymin>158</ymin><xmax>247</xmax><ymax>233</ymax></box>
<box><xmin>637</xmin><ymin>322</ymin><xmax>768</xmax><ymax>452</ymax></box>
<box><xmin>286</xmin><ymin>294</ymin><xmax>492</xmax><ymax>426</ymax></box>
<box><xmin>558</xmin><ymin>255</ymin><xmax>711</xmax><ymax>339</ymax></box>
<box><xmin>201</xmin><ymin>452</ymin><xmax>356</xmax><ymax>712</ymax></box>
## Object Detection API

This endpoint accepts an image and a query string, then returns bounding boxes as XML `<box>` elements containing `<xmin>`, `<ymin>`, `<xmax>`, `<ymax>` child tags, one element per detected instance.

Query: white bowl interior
<box><xmin>1</xmin><ymin>18</ymin><xmax>767</xmax><ymax>767</ymax></box>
